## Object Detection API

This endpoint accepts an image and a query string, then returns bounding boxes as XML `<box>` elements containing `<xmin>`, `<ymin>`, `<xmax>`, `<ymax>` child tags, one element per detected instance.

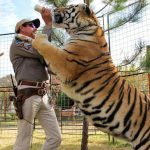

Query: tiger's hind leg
<box><xmin>134</xmin><ymin>128</ymin><xmax>150</xmax><ymax>150</ymax></box>
<box><xmin>133</xmin><ymin>138</ymin><xmax>150</xmax><ymax>150</ymax></box>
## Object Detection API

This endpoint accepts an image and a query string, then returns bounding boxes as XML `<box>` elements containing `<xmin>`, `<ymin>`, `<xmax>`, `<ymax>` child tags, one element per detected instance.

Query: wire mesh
<box><xmin>0</xmin><ymin>2</ymin><xmax>150</xmax><ymax>150</ymax></box>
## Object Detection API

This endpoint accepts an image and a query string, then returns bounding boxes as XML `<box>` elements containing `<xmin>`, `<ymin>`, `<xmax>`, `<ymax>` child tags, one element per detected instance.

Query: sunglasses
<box><xmin>22</xmin><ymin>22</ymin><xmax>35</xmax><ymax>28</ymax></box>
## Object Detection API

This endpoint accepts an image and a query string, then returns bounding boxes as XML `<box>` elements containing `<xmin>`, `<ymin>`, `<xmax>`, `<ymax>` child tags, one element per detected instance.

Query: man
<box><xmin>10</xmin><ymin>8</ymin><xmax>61</xmax><ymax>150</ymax></box>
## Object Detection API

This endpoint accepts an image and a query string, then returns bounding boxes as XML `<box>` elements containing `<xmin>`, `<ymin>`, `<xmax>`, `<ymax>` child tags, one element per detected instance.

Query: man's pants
<box><xmin>13</xmin><ymin>94</ymin><xmax>61</xmax><ymax>150</ymax></box>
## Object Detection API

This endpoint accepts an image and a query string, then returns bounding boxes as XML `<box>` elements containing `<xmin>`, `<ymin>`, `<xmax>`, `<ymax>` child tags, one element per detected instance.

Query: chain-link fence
<box><xmin>0</xmin><ymin>2</ymin><xmax>150</xmax><ymax>150</ymax></box>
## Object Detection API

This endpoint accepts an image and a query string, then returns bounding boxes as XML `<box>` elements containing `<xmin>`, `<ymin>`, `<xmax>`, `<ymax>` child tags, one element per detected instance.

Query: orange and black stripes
<box><xmin>53</xmin><ymin>4</ymin><xmax>150</xmax><ymax>150</ymax></box>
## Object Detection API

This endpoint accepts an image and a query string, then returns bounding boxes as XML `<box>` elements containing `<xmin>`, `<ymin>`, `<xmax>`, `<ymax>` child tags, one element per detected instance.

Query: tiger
<box><xmin>17</xmin><ymin>3</ymin><xmax>150</xmax><ymax>150</ymax></box>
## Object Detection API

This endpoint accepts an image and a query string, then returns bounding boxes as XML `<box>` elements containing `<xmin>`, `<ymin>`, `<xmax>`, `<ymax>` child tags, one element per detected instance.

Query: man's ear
<box><xmin>19</xmin><ymin>26</ymin><xmax>24</xmax><ymax>32</ymax></box>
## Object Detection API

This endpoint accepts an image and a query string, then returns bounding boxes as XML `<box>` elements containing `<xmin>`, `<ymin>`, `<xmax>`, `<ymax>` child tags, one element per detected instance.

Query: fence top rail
<box><xmin>0</xmin><ymin>86</ymin><xmax>12</xmax><ymax>88</ymax></box>
<box><xmin>0</xmin><ymin>87</ymin><xmax>13</xmax><ymax>92</ymax></box>
<box><xmin>0</xmin><ymin>33</ymin><xmax>15</xmax><ymax>36</ymax></box>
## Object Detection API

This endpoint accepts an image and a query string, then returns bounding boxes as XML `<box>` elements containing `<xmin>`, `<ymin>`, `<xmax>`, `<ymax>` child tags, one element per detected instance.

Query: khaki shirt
<box><xmin>9</xmin><ymin>25</ymin><xmax>51</xmax><ymax>83</ymax></box>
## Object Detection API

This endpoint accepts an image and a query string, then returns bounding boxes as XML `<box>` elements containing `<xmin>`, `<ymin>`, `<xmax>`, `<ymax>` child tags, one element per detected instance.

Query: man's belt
<box><xmin>18</xmin><ymin>88</ymin><xmax>47</xmax><ymax>98</ymax></box>
<box><xmin>18</xmin><ymin>80</ymin><xmax>48</xmax><ymax>88</ymax></box>
<box><xmin>13</xmin><ymin>88</ymin><xmax>47</xmax><ymax>120</ymax></box>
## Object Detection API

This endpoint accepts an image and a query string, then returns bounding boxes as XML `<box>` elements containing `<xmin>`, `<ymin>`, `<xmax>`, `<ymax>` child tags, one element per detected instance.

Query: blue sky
<box><xmin>0</xmin><ymin>0</ymin><xmax>101</xmax><ymax>34</ymax></box>
<box><xmin>0</xmin><ymin>0</ymin><xmax>49</xmax><ymax>77</ymax></box>
<box><xmin>0</xmin><ymin>0</ymin><xmax>46</xmax><ymax>34</ymax></box>
<box><xmin>0</xmin><ymin>0</ymin><xmax>101</xmax><ymax>77</ymax></box>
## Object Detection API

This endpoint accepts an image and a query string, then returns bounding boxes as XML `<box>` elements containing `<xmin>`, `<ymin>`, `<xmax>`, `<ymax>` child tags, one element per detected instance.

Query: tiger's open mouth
<box><xmin>54</xmin><ymin>13</ymin><xmax>63</xmax><ymax>24</ymax></box>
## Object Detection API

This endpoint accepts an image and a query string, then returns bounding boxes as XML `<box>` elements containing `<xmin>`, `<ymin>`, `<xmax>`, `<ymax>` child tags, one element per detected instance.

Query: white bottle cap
<box><xmin>34</xmin><ymin>4</ymin><xmax>43</xmax><ymax>13</ymax></box>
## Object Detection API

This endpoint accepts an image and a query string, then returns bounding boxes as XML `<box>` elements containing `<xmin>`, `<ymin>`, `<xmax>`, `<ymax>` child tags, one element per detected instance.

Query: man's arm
<box><xmin>41</xmin><ymin>7</ymin><xmax>52</xmax><ymax>42</ymax></box>
<box><xmin>42</xmin><ymin>26</ymin><xmax>51</xmax><ymax>42</ymax></box>
<box><xmin>40</xmin><ymin>7</ymin><xmax>53</xmax><ymax>70</ymax></box>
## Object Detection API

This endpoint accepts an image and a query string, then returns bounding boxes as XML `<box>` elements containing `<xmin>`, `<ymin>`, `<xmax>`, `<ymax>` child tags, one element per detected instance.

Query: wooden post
<box><xmin>3</xmin><ymin>92</ymin><xmax>7</xmax><ymax>121</ymax></box>
<box><xmin>81</xmin><ymin>117</ymin><xmax>89</xmax><ymax>150</ymax></box>
<box><xmin>147</xmin><ymin>46</ymin><xmax>150</xmax><ymax>97</ymax></box>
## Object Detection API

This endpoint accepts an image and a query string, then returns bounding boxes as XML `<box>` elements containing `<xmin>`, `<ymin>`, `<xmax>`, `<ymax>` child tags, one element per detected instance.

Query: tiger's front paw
<box><xmin>34</xmin><ymin>34</ymin><xmax>48</xmax><ymax>43</ymax></box>
<box><xmin>15</xmin><ymin>34</ymin><xmax>33</xmax><ymax>43</ymax></box>
<box><xmin>32</xmin><ymin>34</ymin><xmax>48</xmax><ymax>52</ymax></box>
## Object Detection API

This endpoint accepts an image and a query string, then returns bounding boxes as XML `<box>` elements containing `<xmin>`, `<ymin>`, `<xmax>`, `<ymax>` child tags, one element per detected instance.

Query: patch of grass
<box><xmin>0</xmin><ymin>129</ymin><xmax>132</xmax><ymax>150</ymax></box>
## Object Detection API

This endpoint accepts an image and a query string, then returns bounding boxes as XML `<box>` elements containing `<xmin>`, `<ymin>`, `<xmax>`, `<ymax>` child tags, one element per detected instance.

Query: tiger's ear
<box><xmin>85</xmin><ymin>6</ymin><xmax>91</xmax><ymax>15</ymax></box>
<box><xmin>82</xmin><ymin>4</ymin><xmax>91</xmax><ymax>16</ymax></box>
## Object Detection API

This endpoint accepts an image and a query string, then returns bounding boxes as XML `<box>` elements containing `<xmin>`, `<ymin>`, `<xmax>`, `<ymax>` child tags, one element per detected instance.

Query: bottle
<box><xmin>34</xmin><ymin>4</ymin><xmax>44</xmax><ymax>13</ymax></box>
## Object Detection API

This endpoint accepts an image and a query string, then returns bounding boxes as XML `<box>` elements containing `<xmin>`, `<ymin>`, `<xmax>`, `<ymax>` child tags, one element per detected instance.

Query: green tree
<box><xmin>40</xmin><ymin>0</ymin><xmax>93</xmax><ymax>7</ymax></box>
<box><xmin>39</xmin><ymin>0</ymin><xmax>68</xmax><ymax>7</ymax></box>
<box><xmin>96</xmin><ymin>0</ymin><xmax>147</xmax><ymax>30</ymax></box>
<box><xmin>140</xmin><ymin>46</ymin><xmax>150</xmax><ymax>72</ymax></box>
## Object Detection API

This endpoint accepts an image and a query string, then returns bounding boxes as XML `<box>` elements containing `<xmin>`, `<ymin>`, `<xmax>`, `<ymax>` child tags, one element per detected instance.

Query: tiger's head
<box><xmin>53</xmin><ymin>4</ymin><xmax>99</xmax><ymax>35</ymax></box>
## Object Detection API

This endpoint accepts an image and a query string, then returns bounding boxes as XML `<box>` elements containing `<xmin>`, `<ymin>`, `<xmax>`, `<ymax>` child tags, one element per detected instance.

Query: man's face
<box><xmin>19</xmin><ymin>22</ymin><xmax>37</xmax><ymax>39</ymax></box>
